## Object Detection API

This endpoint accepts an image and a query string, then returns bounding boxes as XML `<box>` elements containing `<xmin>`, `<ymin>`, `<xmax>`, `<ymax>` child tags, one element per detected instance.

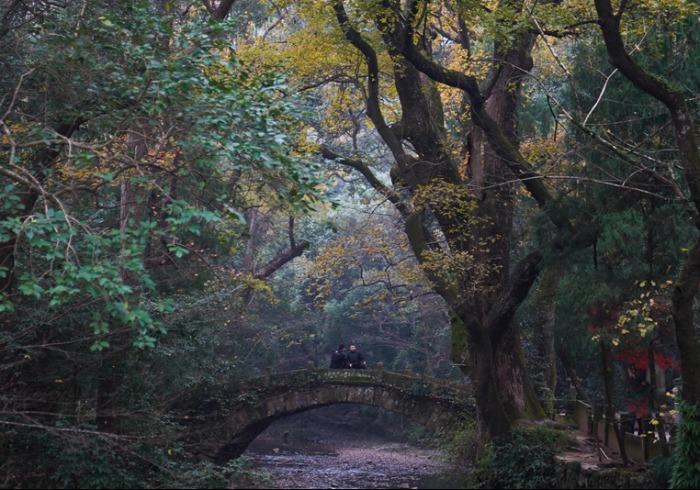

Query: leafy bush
<box><xmin>163</xmin><ymin>458</ymin><xmax>274</xmax><ymax>489</ymax></box>
<box><xmin>671</xmin><ymin>399</ymin><xmax>700</xmax><ymax>489</ymax></box>
<box><xmin>467</xmin><ymin>425</ymin><xmax>574</xmax><ymax>489</ymax></box>
<box><xmin>436</xmin><ymin>418</ymin><xmax>478</xmax><ymax>483</ymax></box>
<box><xmin>3</xmin><ymin>423</ymin><xmax>273</xmax><ymax>489</ymax></box>
<box><xmin>652</xmin><ymin>455</ymin><xmax>674</xmax><ymax>489</ymax></box>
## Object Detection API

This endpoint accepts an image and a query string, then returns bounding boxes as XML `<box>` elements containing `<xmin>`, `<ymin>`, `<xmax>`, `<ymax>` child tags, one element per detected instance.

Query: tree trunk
<box><xmin>477</xmin><ymin>28</ymin><xmax>543</xmax><ymax>424</ymax></box>
<box><xmin>601</xmin><ymin>340</ymin><xmax>629</xmax><ymax>465</ymax></box>
<box><xmin>329</xmin><ymin>0</ymin><xmax>548</xmax><ymax>453</ymax></box>
<box><xmin>558</xmin><ymin>341</ymin><xmax>594</xmax><ymax>406</ymax></box>
<box><xmin>96</xmin><ymin>127</ymin><xmax>149</xmax><ymax>432</ymax></box>
<box><xmin>532</xmin><ymin>263</ymin><xmax>564</xmax><ymax>413</ymax></box>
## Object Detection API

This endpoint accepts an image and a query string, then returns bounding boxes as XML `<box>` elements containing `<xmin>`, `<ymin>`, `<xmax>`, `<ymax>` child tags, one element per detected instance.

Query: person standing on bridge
<box><xmin>346</xmin><ymin>344</ymin><xmax>366</xmax><ymax>369</ymax></box>
<box><xmin>329</xmin><ymin>344</ymin><xmax>348</xmax><ymax>368</ymax></box>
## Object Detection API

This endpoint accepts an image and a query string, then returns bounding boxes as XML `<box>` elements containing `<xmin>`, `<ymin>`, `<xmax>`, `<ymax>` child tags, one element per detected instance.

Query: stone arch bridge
<box><xmin>168</xmin><ymin>363</ymin><xmax>475</xmax><ymax>464</ymax></box>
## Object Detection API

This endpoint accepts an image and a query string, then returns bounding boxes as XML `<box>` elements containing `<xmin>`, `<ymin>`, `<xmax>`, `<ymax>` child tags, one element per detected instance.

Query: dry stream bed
<box><xmin>242</xmin><ymin>425</ymin><xmax>463</xmax><ymax>489</ymax></box>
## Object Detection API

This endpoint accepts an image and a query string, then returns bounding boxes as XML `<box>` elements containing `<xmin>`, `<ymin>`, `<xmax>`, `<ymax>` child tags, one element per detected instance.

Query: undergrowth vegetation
<box><xmin>439</xmin><ymin>421</ymin><xmax>576</xmax><ymax>489</ymax></box>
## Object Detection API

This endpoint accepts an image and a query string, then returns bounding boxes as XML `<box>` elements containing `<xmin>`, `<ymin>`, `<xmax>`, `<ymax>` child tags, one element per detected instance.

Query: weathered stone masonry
<box><xmin>167</xmin><ymin>363</ymin><xmax>474</xmax><ymax>464</ymax></box>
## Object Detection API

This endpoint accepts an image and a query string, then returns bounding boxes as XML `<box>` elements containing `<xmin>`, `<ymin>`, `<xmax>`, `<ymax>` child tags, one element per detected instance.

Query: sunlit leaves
<box><xmin>87</xmin><ymin>7</ymin><xmax>325</xmax><ymax>211</ymax></box>
<box><xmin>616</xmin><ymin>279</ymin><xmax>673</xmax><ymax>338</ymax></box>
<box><xmin>624</xmin><ymin>0</ymin><xmax>698</xmax><ymax>35</ymax></box>
<box><xmin>411</xmin><ymin>179</ymin><xmax>501</xmax><ymax>289</ymax></box>
<box><xmin>303</xmin><ymin>206</ymin><xmax>424</xmax><ymax>313</ymax></box>
<box><xmin>413</xmin><ymin>179</ymin><xmax>478</xmax><ymax>222</ymax></box>
<box><xmin>590</xmin><ymin>279</ymin><xmax>673</xmax><ymax>346</ymax></box>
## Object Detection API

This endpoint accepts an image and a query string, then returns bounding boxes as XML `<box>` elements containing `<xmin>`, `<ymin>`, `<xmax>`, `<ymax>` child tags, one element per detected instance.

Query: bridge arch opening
<box><xmin>243</xmin><ymin>404</ymin><xmax>441</xmax><ymax>456</ymax></box>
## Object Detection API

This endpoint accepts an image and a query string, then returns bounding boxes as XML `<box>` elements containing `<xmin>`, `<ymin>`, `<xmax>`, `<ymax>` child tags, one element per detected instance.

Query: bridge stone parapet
<box><xmin>168</xmin><ymin>366</ymin><xmax>474</xmax><ymax>464</ymax></box>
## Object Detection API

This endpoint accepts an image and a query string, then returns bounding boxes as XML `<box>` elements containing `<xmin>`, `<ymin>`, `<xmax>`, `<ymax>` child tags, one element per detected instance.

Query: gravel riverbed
<box><xmin>244</xmin><ymin>438</ymin><xmax>457</xmax><ymax>489</ymax></box>
<box><xmin>239</xmin><ymin>409</ymin><xmax>465</xmax><ymax>490</ymax></box>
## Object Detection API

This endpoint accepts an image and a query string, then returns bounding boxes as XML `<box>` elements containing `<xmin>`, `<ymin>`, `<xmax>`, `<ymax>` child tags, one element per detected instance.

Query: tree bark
<box><xmin>330</xmin><ymin>0</ymin><xmax>547</xmax><ymax>451</ymax></box>
<box><xmin>532</xmin><ymin>263</ymin><xmax>564</xmax><ymax>413</ymax></box>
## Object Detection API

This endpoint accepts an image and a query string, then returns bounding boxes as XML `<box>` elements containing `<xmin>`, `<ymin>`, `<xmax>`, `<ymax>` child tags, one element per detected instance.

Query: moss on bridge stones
<box><xmin>174</xmin><ymin>367</ymin><xmax>475</xmax><ymax>464</ymax></box>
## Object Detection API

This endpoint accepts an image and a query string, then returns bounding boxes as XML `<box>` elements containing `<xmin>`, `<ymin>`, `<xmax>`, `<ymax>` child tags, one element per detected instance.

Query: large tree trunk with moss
<box><xmin>331</xmin><ymin>0</ymin><xmax>547</xmax><ymax>454</ymax></box>
<box><xmin>476</xmin><ymin>27</ymin><xmax>544</xmax><ymax>425</ymax></box>
<box><xmin>392</xmin><ymin>58</ymin><xmax>546</xmax><ymax>438</ymax></box>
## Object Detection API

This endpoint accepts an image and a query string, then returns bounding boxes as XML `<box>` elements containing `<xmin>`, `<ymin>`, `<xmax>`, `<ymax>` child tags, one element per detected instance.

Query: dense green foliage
<box><xmin>0</xmin><ymin>1</ymin><xmax>326</xmax><ymax>487</ymax></box>
<box><xmin>671</xmin><ymin>398</ymin><xmax>700</xmax><ymax>489</ymax></box>
<box><xmin>2</xmin><ymin>0</ymin><xmax>700</xmax><ymax>487</ymax></box>
<box><xmin>467</xmin><ymin>425</ymin><xmax>575</xmax><ymax>489</ymax></box>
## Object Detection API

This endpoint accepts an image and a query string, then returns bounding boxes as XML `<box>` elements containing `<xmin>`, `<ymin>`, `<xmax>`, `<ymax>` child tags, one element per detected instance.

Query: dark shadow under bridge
<box><xmin>168</xmin><ymin>362</ymin><xmax>475</xmax><ymax>464</ymax></box>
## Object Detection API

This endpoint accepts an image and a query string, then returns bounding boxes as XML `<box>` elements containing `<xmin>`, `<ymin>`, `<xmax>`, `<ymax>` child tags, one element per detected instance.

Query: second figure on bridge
<box><xmin>346</xmin><ymin>344</ymin><xmax>367</xmax><ymax>369</ymax></box>
<box><xmin>329</xmin><ymin>344</ymin><xmax>348</xmax><ymax>368</ymax></box>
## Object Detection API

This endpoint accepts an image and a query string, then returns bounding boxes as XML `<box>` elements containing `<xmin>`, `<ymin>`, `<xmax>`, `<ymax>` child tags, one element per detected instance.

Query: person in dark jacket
<box><xmin>329</xmin><ymin>344</ymin><xmax>348</xmax><ymax>368</ymax></box>
<box><xmin>346</xmin><ymin>344</ymin><xmax>366</xmax><ymax>369</ymax></box>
